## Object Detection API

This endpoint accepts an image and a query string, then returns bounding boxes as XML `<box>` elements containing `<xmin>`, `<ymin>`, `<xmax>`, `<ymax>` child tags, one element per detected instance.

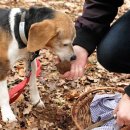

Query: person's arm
<box><xmin>73</xmin><ymin>0</ymin><xmax>124</xmax><ymax>56</ymax></box>
<box><xmin>62</xmin><ymin>0</ymin><xmax>124</xmax><ymax>80</ymax></box>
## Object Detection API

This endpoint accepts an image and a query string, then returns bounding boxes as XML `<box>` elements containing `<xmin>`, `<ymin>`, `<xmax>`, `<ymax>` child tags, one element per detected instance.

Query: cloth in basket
<box><xmin>90</xmin><ymin>93</ymin><xmax>122</xmax><ymax>130</ymax></box>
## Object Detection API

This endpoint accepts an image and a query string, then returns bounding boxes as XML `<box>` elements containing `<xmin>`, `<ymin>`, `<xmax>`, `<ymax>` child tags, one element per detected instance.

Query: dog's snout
<box><xmin>70</xmin><ymin>55</ymin><xmax>76</xmax><ymax>61</ymax></box>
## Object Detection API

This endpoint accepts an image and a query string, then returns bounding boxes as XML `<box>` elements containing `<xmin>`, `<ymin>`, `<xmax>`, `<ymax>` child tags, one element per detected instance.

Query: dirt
<box><xmin>0</xmin><ymin>0</ymin><xmax>130</xmax><ymax>130</ymax></box>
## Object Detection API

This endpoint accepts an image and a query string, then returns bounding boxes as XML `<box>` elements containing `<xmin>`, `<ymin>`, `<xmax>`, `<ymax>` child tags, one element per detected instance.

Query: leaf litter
<box><xmin>0</xmin><ymin>0</ymin><xmax>130</xmax><ymax>130</ymax></box>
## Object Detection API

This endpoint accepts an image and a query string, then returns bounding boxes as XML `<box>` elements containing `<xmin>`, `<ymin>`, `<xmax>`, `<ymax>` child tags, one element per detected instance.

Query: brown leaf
<box><xmin>64</xmin><ymin>89</ymin><xmax>80</xmax><ymax>101</ymax></box>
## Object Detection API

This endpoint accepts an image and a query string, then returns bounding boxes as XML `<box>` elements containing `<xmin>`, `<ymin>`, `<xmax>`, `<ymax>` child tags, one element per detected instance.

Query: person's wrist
<box><xmin>73</xmin><ymin>45</ymin><xmax>89</xmax><ymax>58</ymax></box>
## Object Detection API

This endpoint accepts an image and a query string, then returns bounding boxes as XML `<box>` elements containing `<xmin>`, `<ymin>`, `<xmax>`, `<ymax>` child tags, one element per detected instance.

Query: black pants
<box><xmin>97</xmin><ymin>10</ymin><xmax>130</xmax><ymax>73</ymax></box>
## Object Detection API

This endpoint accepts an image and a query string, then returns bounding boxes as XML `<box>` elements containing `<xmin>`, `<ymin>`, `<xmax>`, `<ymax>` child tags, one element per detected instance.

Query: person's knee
<box><xmin>97</xmin><ymin>48</ymin><xmax>117</xmax><ymax>72</ymax></box>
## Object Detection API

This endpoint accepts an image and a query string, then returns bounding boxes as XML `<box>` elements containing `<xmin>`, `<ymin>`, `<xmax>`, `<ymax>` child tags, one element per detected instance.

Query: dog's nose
<box><xmin>70</xmin><ymin>55</ymin><xmax>76</xmax><ymax>61</ymax></box>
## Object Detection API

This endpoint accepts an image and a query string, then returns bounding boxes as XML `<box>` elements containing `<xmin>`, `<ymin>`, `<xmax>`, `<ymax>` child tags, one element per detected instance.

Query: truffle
<box><xmin>56</xmin><ymin>60</ymin><xmax>71</xmax><ymax>74</ymax></box>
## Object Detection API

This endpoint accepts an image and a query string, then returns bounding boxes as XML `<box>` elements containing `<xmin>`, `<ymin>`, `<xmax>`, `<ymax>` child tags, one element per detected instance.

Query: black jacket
<box><xmin>73</xmin><ymin>0</ymin><xmax>124</xmax><ymax>55</ymax></box>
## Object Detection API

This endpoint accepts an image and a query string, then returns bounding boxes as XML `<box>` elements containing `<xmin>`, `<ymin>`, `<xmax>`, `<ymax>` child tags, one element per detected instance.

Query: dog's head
<box><xmin>27</xmin><ymin>8</ymin><xmax>76</xmax><ymax>62</ymax></box>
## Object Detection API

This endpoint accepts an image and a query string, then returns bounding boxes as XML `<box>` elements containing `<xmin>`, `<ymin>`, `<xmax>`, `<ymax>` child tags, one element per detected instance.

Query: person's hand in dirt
<box><xmin>114</xmin><ymin>94</ymin><xmax>130</xmax><ymax>127</ymax></box>
<box><xmin>61</xmin><ymin>45</ymin><xmax>88</xmax><ymax>80</ymax></box>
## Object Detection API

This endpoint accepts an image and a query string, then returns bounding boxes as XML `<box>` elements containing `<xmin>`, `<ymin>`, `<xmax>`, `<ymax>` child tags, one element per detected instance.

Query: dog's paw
<box><xmin>1</xmin><ymin>109</ymin><xmax>17</xmax><ymax>123</ymax></box>
<box><xmin>32</xmin><ymin>99</ymin><xmax>45</xmax><ymax>108</ymax></box>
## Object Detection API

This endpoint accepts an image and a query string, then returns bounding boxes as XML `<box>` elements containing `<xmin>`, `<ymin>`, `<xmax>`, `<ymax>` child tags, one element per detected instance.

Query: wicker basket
<box><xmin>71</xmin><ymin>87</ymin><xmax>129</xmax><ymax>130</ymax></box>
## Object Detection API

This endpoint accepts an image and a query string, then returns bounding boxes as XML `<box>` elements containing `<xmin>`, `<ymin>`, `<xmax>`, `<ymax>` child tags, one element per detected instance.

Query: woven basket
<box><xmin>71</xmin><ymin>87</ymin><xmax>129</xmax><ymax>130</ymax></box>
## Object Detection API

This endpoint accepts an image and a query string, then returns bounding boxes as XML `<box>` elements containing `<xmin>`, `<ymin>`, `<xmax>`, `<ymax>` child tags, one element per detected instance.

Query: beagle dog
<box><xmin>0</xmin><ymin>7</ymin><xmax>76</xmax><ymax>122</ymax></box>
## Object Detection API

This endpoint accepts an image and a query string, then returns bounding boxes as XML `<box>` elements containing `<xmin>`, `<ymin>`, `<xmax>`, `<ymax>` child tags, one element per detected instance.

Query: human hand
<box><xmin>114</xmin><ymin>94</ymin><xmax>130</xmax><ymax>127</ymax></box>
<box><xmin>61</xmin><ymin>45</ymin><xmax>88</xmax><ymax>80</ymax></box>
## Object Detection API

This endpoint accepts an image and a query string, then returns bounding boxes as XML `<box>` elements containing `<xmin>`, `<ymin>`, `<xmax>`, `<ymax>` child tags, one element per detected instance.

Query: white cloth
<box><xmin>90</xmin><ymin>93</ymin><xmax>122</xmax><ymax>130</ymax></box>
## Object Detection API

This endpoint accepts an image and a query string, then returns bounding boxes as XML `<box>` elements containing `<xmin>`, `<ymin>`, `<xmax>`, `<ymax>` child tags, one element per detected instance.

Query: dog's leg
<box><xmin>28</xmin><ymin>59</ymin><xmax>45</xmax><ymax>107</ymax></box>
<box><xmin>0</xmin><ymin>79</ymin><xmax>17</xmax><ymax>122</ymax></box>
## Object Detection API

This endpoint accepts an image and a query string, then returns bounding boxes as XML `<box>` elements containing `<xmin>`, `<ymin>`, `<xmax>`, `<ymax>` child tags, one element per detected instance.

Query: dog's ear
<box><xmin>27</xmin><ymin>20</ymin><xmax>56</xmax><ymax>52</ymax></box>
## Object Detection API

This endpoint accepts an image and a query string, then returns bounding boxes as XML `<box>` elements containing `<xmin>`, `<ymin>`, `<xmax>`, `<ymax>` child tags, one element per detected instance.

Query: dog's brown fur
<box><xmin>0</xmin><ymin>28</ymin><xmax>11</xmax><ymax>81</ymax></box>
<box><xmin>27</xmin><ymin>11</ymin><xmax>75</xmax><ymax>52</ymax></box>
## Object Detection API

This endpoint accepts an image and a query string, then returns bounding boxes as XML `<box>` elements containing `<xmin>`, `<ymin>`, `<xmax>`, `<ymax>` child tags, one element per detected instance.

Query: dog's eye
<box><xmin>63</xmin><ymin>44</ymin><xmax>68</xmax><ymax>46</ymax></box>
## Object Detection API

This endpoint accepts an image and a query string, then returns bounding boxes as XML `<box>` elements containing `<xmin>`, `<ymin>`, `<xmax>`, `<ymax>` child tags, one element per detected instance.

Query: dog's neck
<box><xmin>14</xmin><ymin>7</ymin><xmax>55</xmax><ymax>49</ymax></box>
<box><xmin>19</xmin><ymin>12</ymin><xmax>27</xmax><ymax>45</ymax></box>
<box><xmin>14</xmin><ymin>9</ymin><xmax>27</xmax><ymax>49</ymax></box>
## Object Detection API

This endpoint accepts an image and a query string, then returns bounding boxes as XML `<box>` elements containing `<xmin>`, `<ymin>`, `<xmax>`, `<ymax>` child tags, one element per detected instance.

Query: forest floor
<box><xmin>0</xmin><ymin>0</ymin><xmax>130</xmax><ymax>130</ymax></box>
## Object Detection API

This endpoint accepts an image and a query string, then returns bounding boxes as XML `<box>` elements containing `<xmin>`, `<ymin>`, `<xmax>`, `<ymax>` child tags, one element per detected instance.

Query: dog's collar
<box><xmin>19</xmin><ymin>12</ymin><xmax>27</xmax><ymax>45</ymax></box>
